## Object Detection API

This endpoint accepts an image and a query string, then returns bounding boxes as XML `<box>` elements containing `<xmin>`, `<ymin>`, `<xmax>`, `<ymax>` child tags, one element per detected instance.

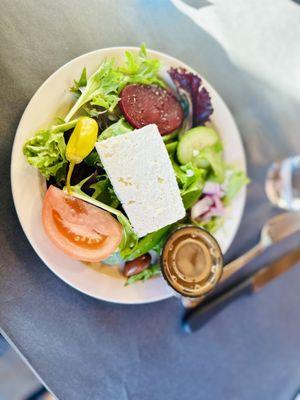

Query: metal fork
<box><xmin>222</xmin><ymin>211</ymin><xmax>300</xmax><ymax>280</ymax></box>
<box><xmin>183</xmin><ymin>211</ymin><xmax>300</xmax><ymax>307</ymax></box>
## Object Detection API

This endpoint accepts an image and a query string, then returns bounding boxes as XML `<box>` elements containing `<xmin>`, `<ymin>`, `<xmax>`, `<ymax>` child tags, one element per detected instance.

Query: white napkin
<box><xmin>171</xmin><ymin>0</ymin><xmax>300</xmax><ymax>101</ymax></box>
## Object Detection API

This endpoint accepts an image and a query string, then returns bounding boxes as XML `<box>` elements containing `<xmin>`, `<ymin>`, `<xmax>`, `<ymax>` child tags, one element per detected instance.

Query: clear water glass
<box><xmin>266</xmin><ymin>155</ymin><xmax>300</xmax><ymax>211</ymax></box>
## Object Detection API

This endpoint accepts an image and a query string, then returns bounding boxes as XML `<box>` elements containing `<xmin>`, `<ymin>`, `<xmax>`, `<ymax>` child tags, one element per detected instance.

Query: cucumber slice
<box><xmin>177</xmin><ymin>126</ymin><xmax>219</xmax><ymax>167</ymax></box>
<box><xmin>165</xmin><ymin>141</ymin><xmax>178</xmax><ymax>155</ymax></box>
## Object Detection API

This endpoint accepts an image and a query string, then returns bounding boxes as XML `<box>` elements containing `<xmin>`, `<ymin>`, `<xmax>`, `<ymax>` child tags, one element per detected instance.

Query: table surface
<box><xmin>1</xmin><ymin>1</ymin><xmax>300</xmax><ymax>399</ymax></box>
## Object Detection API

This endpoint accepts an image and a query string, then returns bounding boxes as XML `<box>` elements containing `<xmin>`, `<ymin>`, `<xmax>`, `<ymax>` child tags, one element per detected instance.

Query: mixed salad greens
<box><xmin>23</xmin><ymin>45</ymin><xmax>249</xmax><ymax>285</ymax></box>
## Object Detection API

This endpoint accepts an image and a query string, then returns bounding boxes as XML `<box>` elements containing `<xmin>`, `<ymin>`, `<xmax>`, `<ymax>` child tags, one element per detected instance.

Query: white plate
<box><xmin>11</xmin><ymin>47</ymin><xmax>246</xmax><ymax>304</ymax></box>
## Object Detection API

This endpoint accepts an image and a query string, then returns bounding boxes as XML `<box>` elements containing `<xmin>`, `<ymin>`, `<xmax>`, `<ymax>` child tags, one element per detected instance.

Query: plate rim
<box><xmin>10</xmin><ymin>46</ymin><xmax>247</xmax><ymax>304</ymax></box>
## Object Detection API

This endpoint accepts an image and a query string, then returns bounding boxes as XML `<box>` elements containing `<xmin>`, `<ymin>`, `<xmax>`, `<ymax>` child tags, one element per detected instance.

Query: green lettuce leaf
<box><xmin>99</xmin><ymin>117</ymin><xmax>132</xmax><ymax>141</ymax></box>
<box><xmin>125</xmin><ymin>264</ymin><xmax>161</xmax><ymax>286</ymax></box>
<box><xmin>23</xmin><ymin>119</ymin><xmax>77</xmax><ymax>181</ymax></box>
<box><xmin>65</xmin><ymin>60</ymin><xmax>125</xmax><ymax>121</ymax></box>
<box><xmin>70</xmin><ymin>67</ymin><xmax>87</xmax><ymax>97</ymax></box>
<box><xmin>84</xmin><ymin>149</ymin><xmax>101</xmax><ymax>167</ymax></box>
<box><xmin>165</xmin><ymin>141</ymin><xmax>178</xmax><ymax>155</ymax></box>
<box><xmin>181</xmin><ymin>184</ymin><xmax>203</xmax><ymax>210</ymax></box>
<box><xmin>172</xmin><ymin>159</ymin><xmax>206</xmax><ymax>209</ymax></box>
<box><xmin>65</xmin><ymin>45</ymin><xmax>165</xmax><ymax>122</ymax></box>
<box><xmin>195</xmin><ymin>142</ymin><xmax>225</xmax><ymax>182</ymax></box>
<box><xmin>89</xmin><ymin>175</ymin><xmax>120</xmax><ymax>208</ymax></box>
<box><xmin>83</xmin><ymin>107</ymin><xmax>103</xmax><ymax>118</ymax></box>
<box><xmin>192</xmin><ymin>216</ymin><xmax>224</xmax><ymax>233</ymax></box>
<box><xmin>223</xmin><ymin>169</ymin><xmax>250</xmax><ymax>204</ymax></box>
<box><xmin>123</xmin><ymin>225</ymin><xmax>173</xmax><ymax>261</ymax></box>
<box><xmin>162</xmin><ymin>129</ymin><xmax>180</xmax><ymax>143</ymax></box>
<box><xmin>119</xmin><ymin>44</ymin><xmax>165</xmax><ymax>87</ymax></box>
<box><xmin>90</xmin><ymin>92</ymin><xmax>120</xmax><ymax>111</ymax></box>
<box><xmin>180</xmin><ymin>166</ymin><xmax>206</xmax><ymax>209</ymax></box>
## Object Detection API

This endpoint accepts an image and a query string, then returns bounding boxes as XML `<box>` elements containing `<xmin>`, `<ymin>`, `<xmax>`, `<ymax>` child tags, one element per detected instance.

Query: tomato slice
<box><xmin>42</xmin><ymin>186</ymin><xmax>122</xmax><ymax>262</ymax></box>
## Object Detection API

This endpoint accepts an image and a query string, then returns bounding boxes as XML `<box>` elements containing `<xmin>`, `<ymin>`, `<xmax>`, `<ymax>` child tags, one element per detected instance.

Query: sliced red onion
<box><xmin>203</xmin><ymin>181</ymin><xmax>225</xmax><ymax>197</ymax></box>
<box><xmin>212</xmin><ymin>194</ymin><xmax>224</xmax><ymax>212</ymax></box>
<box><xmin>201</xmin><ymin>195</ymin><xmax>225</xmax><ymax>220</ymax></box>
<box><xmin>191</xmin><ymin>196</ymin><xmax>214</xmax><ymax>220</ymax></box>
<box><xmin>191</xmin><ymin>192</ymin><xmax>225</xmax><ymax>221</ymax></box>
<box><xmin>202</xmin><ymin>206</ymin><xmax>225</xmax><ymax>220</ymax></box>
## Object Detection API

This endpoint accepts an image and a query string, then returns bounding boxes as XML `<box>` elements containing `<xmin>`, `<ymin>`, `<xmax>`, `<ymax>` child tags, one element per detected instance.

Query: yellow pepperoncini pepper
<box><xmin>66</xmin><ymin>117</ymin><xmax>98</xmax><ymax>194</ymax></box>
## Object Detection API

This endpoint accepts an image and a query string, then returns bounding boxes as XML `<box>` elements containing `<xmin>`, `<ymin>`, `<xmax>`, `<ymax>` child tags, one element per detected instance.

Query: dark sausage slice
<box><xmin>119</xmin><ymin>84</ymin><xmax>184</xmax><ymax>136</ymax></box>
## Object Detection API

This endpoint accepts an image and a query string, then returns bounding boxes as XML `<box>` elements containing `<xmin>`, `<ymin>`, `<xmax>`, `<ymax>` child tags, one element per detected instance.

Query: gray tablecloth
<box><xmin>1</xmin><ymin>1</ymin><xmax>300</xmax><ymax>399</ymax></box>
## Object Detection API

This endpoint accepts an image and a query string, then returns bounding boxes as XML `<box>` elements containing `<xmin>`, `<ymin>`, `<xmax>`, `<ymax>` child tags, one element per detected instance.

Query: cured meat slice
<box><xmin>120</xmin><ymin>84</ymin><xmax>184</xmax><ymax>135</ymax></box>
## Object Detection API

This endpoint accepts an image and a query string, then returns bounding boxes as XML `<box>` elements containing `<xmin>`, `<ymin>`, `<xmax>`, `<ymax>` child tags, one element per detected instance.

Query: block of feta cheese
<box><xmin>96</xmin><ymin>124</ymin><xmax>185</xmax><ymax>237</ymax></box>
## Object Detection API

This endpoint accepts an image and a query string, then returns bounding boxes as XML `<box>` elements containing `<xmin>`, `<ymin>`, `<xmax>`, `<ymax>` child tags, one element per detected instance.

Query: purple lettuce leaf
<box><xmin>168</xmin><ymin>67</ymin><xmax>213</xmax><ymax>126</ymax></box>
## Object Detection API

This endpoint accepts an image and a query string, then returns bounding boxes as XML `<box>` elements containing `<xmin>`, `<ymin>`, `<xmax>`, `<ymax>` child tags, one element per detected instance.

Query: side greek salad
<box><xmin>23</xmin><ymin>45</ymin><xmax>248</xmax><ymax>285</ymax></box>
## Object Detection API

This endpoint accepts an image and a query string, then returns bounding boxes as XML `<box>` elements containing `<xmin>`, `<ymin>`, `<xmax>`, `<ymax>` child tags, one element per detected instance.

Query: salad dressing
<box><xmin>162</xmin><ymin>226</ymin><xmax>223</xmax><ymax>297</ymax></box>
<box><xmin>174</xmin><ymin>239</ymin><xmax>211</xmax><ymax>280</ymax></box>
<box><xmin>85</xmin><ymin>262</ymin><xmax>124</xmax><ymax>279</ymax></box>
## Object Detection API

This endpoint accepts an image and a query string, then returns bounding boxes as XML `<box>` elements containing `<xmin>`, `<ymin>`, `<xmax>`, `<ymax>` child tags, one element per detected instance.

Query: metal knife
<box><xmin>182</xmin><ymin>247</ymin><xmax>300</xmax><ymax>333</ymax></box>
